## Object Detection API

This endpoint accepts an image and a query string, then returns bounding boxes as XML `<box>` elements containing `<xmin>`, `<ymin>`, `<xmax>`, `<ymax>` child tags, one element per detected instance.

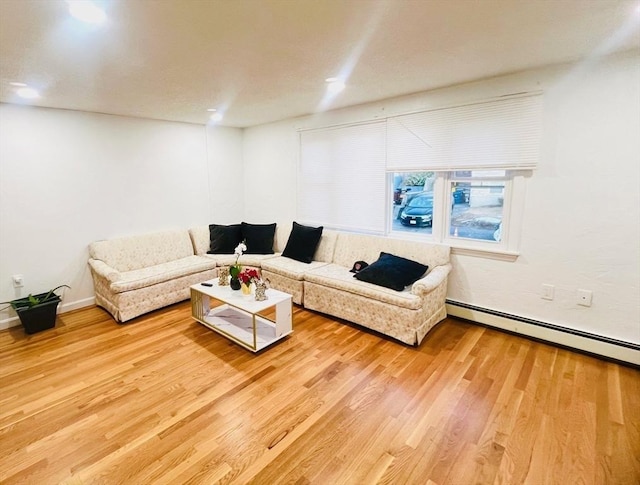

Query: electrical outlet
<box><xmin>12</xmin><ymin>274</ymin><xmax>24</xmax><ymax>288</ymax></box>
<box><xmin>577</xmin><ymin>289</ymin><xmax>593</xmax><ymax>307</ymax></box>
<box><xmin>541</xmin><ymin>284</ymin><xmax>554</xmax><ymax>300</ymax></box>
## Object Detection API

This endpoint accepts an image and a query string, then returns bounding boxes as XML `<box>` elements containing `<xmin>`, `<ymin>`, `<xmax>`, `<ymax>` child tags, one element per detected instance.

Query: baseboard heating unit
<box><xmin>446</xmin><ymin>300</ymin><xmax>639</xmax><ymax>367</ymax></box>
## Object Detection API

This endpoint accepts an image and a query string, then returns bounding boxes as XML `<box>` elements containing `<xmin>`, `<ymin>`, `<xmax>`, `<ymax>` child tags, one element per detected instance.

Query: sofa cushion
<box><xmin>207</xmin><ymin>224</ymin><xmax>243</xmax><ymax>254</ymax></box>
<box><xmin>109</xmin><ymin>255</ymin><xmax>217</xmax><ymax>293</ymax></box>
<box><xmin>282</xmin><ymin>222</ymin><xmax>324</xmax><ymax>263</ymax></box>
<box><xmin>354</xmin><ymin>252</ymin><xmax>428</xmax><ymax>291</ymax></box>
<box><xmin>260</xmin><ymin>256</ymin><xmax>329</xmax><ymax>281</ymax></box>
<box><xmin>241</xmin><ymin>222</ymin><xmax>276</xmax><ymax>254</ymax></box>
<box><xmin>89</xmin><ymin>230</ymin><xmax>195</xmax><ymax>272</ymax></box>
<box><xmin>332</xmin><ymin>232</ymin><xmax>450</xmax><ymax>270</ymax></box>
<box><xmin>304</xmin><ymin>264</ymin><xmax>423</xmax><ymax>310</ymax></box>
<box><xmin>203</xmin><ymin>253</ymin><xmax>279</xmax><ymax>267</ymax></box>
<box><xmin>188</xmin><ymin>226</ymin><xmax>211</xmax><ymax>255</ymax></box>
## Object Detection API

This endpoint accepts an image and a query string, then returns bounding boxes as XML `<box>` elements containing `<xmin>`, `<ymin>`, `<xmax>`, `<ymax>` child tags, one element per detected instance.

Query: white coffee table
<box><xmin>190</xmin><ymin>278</ymin><xmax>293</xmax><ymax>352</ymax></box>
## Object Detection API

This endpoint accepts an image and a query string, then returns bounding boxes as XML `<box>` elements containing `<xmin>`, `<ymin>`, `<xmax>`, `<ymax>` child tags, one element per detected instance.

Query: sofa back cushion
<box><xmin>314</xmin><ymin>230</ymin><xmax>338</xmax><ymax>263</ymax></box>
<box><xmin>89</xmin><ymin>230</ymin><xmax>195</xmax><ymax>272</ymax></box>
<box><xmin>189</xmin><ymin>226</ymin><xmax>211</xmax><ymax>255</ymax></box>
<box><xmin>332</xmin><ymin>233</ymin><xmax>450</xmax><ymax>270</ymax></box>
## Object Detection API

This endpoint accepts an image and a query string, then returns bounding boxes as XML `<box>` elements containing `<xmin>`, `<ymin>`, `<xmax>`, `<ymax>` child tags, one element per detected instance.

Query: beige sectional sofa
<box><xmin>89</xmin><ymin>224</ymin><xmax>451</xmax><ymax>346</ymax></box>
<box><xmin>88</xmin><ymin>229</ymin><xmax>217</xmax><ymax>322</ymax></box>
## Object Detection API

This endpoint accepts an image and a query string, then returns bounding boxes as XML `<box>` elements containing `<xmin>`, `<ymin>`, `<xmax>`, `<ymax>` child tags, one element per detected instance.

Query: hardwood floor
<box><xmin>0</xmin><ymin>302</ymin><xmax>638</xmax><ymax>485</ymax></box>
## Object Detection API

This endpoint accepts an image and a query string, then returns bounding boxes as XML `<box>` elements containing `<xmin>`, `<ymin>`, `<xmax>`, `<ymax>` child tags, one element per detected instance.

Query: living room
<box><xmin>0</xmin><ymin>1</ymin><xmax>639</xmax><ymax>483</ymax></box>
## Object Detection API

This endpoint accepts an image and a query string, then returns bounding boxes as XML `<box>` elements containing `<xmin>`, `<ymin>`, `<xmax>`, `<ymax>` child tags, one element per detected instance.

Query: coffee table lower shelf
<box><xmin>196</xmin><ymin>305</ymin><xmax>291</xmax><ymax>352</ymax></box>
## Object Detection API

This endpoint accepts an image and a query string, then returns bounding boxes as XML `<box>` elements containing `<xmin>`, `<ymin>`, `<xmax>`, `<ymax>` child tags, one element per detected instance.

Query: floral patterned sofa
<box><xmin>88</xmin><ymin>230</ymin><xmax>217</xmax><ymax>322</ymax></box>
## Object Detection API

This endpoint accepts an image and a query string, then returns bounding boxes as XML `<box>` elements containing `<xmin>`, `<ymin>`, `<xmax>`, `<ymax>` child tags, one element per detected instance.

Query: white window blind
<box><xmin>298</xmin><ymin>121</ymin><xmax>386</xmax><ymax>233</ymax></box>
<box><xmin>386</xmin><ymin>94</ymin><xmax>542</xmax><ymax>171</ymax></box>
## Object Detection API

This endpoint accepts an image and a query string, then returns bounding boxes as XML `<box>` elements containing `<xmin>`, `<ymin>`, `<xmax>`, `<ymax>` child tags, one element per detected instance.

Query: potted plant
<box><xmin>1</xmin><ymin>285</ymin><xmax>70</xmax><ymax>334</ymax></box>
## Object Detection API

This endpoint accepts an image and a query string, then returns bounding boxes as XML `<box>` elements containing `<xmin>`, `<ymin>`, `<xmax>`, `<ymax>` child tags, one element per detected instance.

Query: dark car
<box><xmin>399</xmin><ymin>194</ymin><xmax>433</xmax><ymax>227</ymax></box>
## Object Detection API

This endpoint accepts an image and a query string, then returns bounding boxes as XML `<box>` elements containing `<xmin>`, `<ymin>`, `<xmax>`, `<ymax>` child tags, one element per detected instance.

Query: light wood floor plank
<box><xmin>0</xmin><ymin>301</ymin><xmax>638</xmax><ymax>484</ymax></box>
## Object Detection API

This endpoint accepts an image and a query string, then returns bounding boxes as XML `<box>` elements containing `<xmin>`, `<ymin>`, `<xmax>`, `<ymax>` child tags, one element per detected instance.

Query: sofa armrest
<box><xmin>88</xmin><ymin>259</ymin><xmax>122</xmax><ymax>283</ymax></box>
<box><xmin>411</xmin><ymin>263</ymin><xmax>451</xmax><ymax>296</ymax></box>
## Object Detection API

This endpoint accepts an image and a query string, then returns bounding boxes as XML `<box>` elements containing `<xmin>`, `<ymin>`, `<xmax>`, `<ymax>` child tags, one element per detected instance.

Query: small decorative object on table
<box><xmin>229</xmin><ymin>241</ymin><xmax>247</xmax><ymax>291</ymax></box>
<box><xmin>254</xmin><ymin>279</ymin><xmax>269</xmax><ymax>301</ymax></box>
<box><xmin>217</xmin><ymin>266</ymin><xmax>229</xmax><ymax>286</ymax></box>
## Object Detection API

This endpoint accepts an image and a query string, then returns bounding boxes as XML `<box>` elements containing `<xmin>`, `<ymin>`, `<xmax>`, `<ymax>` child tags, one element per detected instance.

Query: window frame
<box><xmin>388</xmin><ymin>170</ymin><xmax>527</xmax><ymax>261</ymax></box>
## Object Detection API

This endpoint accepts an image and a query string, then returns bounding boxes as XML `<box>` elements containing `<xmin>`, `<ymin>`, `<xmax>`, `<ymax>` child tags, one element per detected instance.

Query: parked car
<box><xmin>399</xmin><ymin>194</ymin><xmax>434</xmax><ymax>227</ymax></box>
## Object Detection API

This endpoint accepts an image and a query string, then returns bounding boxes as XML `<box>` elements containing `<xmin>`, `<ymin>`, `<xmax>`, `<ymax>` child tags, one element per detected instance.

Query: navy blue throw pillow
<box><xmin>241</xmin><ymin>222</ymin><xmax>276</xmax><ymax>254</ymax></box>
<box><xmin>208</xmin><ymin>224</ymin><xmax>243</xmax><ymax>254</ymax></box>
<box><xmin>282</xmin><ymin>222</ymin><xmax>324</xmax><ymax>263</ymax></box>
<box><xmin>354</xmin><ymin>252</ymin><xmax>428</xmax><ymax>291</ymax></box>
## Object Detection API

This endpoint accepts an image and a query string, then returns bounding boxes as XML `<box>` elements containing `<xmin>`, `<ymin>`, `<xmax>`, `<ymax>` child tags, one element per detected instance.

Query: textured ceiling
<box><xmin>1</xmin><ymin>0</ymin><xmax>639</xmax><ymax>127</ymax></box>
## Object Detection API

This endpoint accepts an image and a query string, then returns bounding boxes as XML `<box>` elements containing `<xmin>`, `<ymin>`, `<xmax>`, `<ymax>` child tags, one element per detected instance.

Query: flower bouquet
<box><xmin>238</xmin><ymin>268</ymin><xmax>260</xmax><ymax>295</ymax></box>
<box><xmin>229</xmin><ymin>241</ymin><xmax>247</xmax><ymax>290</ymax></box>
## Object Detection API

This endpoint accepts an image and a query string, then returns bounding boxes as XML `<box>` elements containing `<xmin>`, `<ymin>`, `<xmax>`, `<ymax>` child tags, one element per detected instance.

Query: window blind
<box><xmin>386</xmin><ymin>94</ymin><xmax>542</xmax><ymax>171</ymax></box>
<box><xmin>298</xmin><ymin>121</ymin><xmax>386</xmax><ymax>233</ymax></box>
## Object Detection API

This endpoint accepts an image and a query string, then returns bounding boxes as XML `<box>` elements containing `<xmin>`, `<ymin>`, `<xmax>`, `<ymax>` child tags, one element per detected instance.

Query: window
<box><xmin>448</xmin><ymin>170</ymin><xmax>506</xmax><ymax>243</ymax></box>
<box><xmin>300</xmin><ymin>93</ymin><xmax>540</xmax><ymax>259</ymax></box>
<box><xmin>391</xmin><ymin>170</ymin><xmax>524</xmax><ymax>258</ymax></box>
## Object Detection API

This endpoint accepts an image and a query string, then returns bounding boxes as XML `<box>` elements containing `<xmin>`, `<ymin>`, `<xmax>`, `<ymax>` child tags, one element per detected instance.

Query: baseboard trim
<box><xmin>0</xmin><ymin>296</ymin><xmax>95</xmax><ymax>331</ymax></box>
<box><xmin>446</xmin><ymin>300</ymin><xmax>640</xmax><ymax>366</ymax></box>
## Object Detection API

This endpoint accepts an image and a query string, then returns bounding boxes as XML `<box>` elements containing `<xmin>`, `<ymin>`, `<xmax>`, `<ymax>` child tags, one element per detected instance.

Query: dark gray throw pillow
<box><xmin>282</xmin><ymin>222</ymin><xmax>324</xmax><ymax>263</ymax></box>
<box><xmin>354</xmin><ymin>252</ymin><xmax>428</xmax><ymax>291</ymax></box>
<box><xmin>241</xmin><ymin>222</ymin><xmax>276</xmax><ymax>254</ymax></box>
<box><xmin>208</xmin><ymin>224</ymin><xmax>243</xmax><ymax>254</ymax></box>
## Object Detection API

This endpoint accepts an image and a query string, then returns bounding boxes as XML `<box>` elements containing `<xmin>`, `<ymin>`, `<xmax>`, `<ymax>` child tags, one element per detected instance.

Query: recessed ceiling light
<box><xmin>10</xmin><ymin>82</ymin><xmax>28</xmax><ymax>87</ymax></box>
<box><xmin>66</xmin><ymin>0</ymin><xmax>107</xmax><ymax>25</ymax></box>
<box><xmin>207</xmin><ymin>108</ymin><xmax>217</xmax><ymax>112</ymax></box>
<box><xmin>16</xmin><ymin>87</ymin><xmax>40</xmax><ymax>99</ymax></box>
<box><xmin>326</xmin><ymin>78</ymin><xmax>345</xmax><ymax>94</ymax></box>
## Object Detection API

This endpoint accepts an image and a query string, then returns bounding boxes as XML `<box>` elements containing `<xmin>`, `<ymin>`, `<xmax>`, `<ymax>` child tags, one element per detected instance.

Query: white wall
<box><xmin>242</xmin><ymin>51</ymin><xmax>640</xmax><ymax>345</ymax></box>
<box><xmin>0</xmin><ymin>105</ymin><xmax>243</xmax><ymax>327</ymax></box>
<box><xmin>206</xmin><ymin>124</ymin><xmax>244</xmax><ymax>223</ymax></box>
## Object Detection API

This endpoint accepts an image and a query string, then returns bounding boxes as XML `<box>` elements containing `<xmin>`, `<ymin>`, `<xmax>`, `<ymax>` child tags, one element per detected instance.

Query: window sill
<box><xmin>451</xmin><ymin>245</ymin><xmax>519</xmax><ymax>262</ymax></box>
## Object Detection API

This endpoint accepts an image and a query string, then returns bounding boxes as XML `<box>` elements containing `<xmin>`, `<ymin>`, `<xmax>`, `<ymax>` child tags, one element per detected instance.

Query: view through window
<box><xmin>448</xmin><ymin>171</ymin><xmax>505</xmax><ymax>242</ymax></box>
<box><xmin>392</xmin><ymin>172</ymin><xmax>435</xmax><ymax>235</ymax></box>
<box><xmin>392</xmin><ymin>171</ymin><xmax>506</xmax><ymax>243</ymax></box>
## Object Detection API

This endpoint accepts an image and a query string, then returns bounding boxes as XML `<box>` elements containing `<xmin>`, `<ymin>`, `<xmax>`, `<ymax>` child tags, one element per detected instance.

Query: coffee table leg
<box><xmin>191</xmin><ymin>288</ymin><xmax>211</xmax><ymax>321</ymax></box>
<box><xmin>274</xmin><ymin>298</ymin><xmax>292</xmax><ymax>338</ymax></box>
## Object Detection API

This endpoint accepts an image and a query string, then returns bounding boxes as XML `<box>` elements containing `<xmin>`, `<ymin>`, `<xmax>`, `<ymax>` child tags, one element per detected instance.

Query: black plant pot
<box><xmin>11</xmin><ymin>293</ymin><xmax>61</xmax><ymax>334</ymax></box>
<box><xmin>230</xmin><ymin>277</ymin><xmax>241</xmax><ymax>291</ymax></box>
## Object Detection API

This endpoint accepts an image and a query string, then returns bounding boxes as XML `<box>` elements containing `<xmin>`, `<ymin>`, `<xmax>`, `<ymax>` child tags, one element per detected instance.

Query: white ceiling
<box><xmin>1</xmin><ymin>0</ymin><xmax>639</xmax><ymax>128</ymax></box>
